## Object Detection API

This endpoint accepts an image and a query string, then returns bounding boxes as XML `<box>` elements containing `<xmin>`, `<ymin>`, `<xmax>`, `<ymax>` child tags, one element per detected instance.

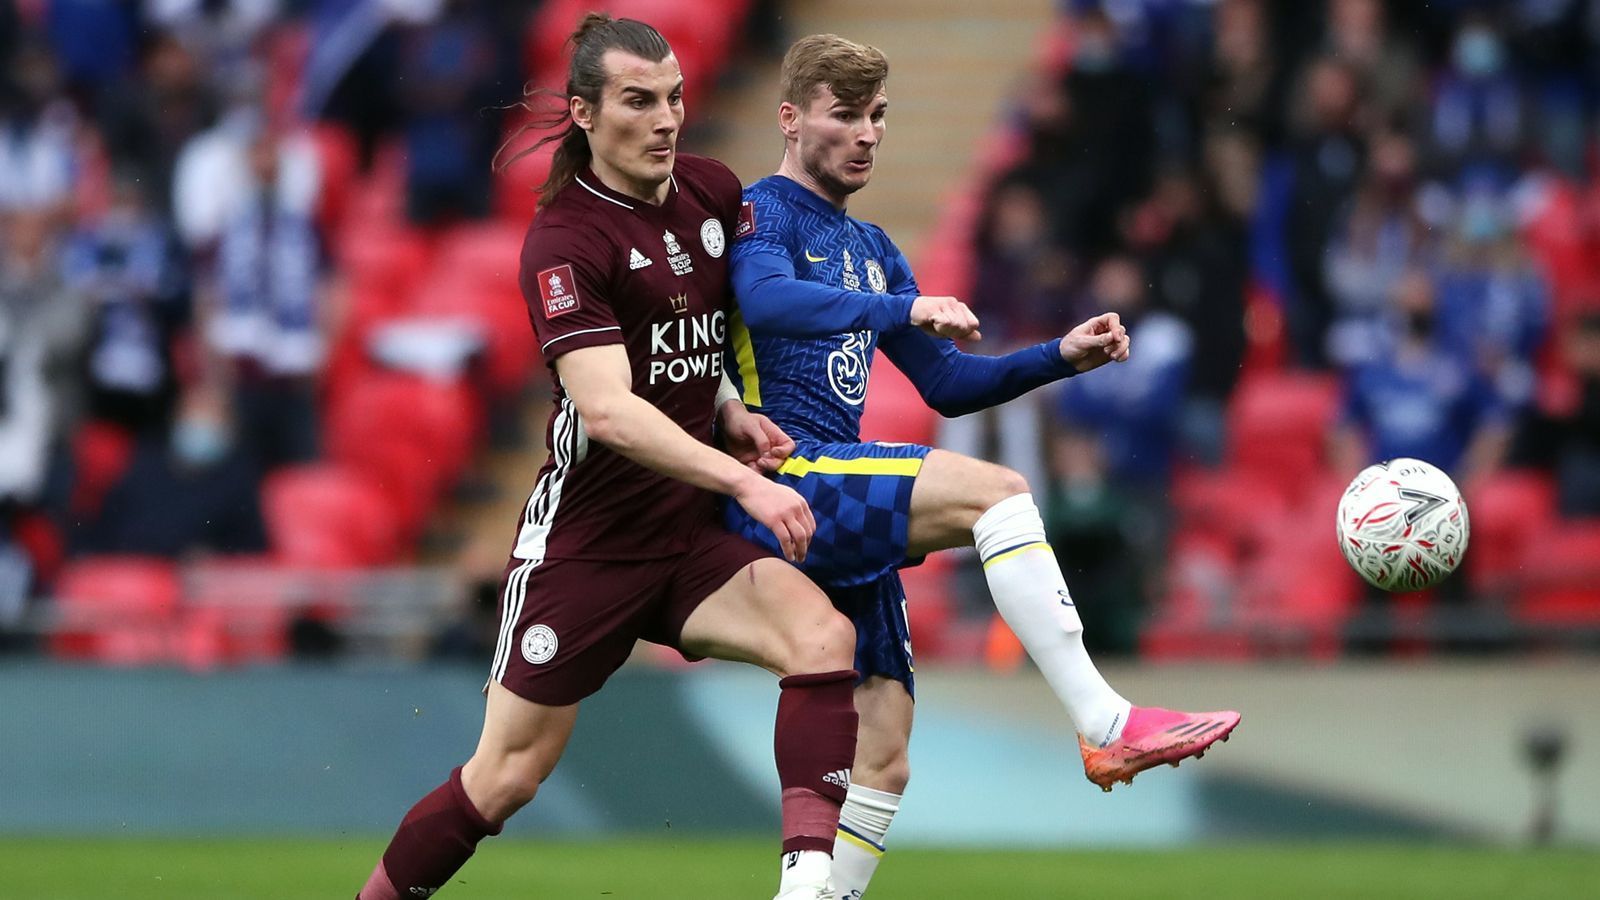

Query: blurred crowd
<box><xmin>955</xmin><ymin>0</ymin><xmax>1600</xmax><ymax>650</ymax></box>
<box><xmin>0</xmin><ymin>0</ymin><xmax>534</xmax><ymax>643</ymax></box>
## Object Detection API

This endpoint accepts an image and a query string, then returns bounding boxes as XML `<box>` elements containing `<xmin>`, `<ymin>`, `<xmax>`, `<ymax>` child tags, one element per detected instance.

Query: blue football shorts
<box><xmin>724</xmin><ymin>439</ymin><xmax>931</xmax><ymax>692</ymax></box>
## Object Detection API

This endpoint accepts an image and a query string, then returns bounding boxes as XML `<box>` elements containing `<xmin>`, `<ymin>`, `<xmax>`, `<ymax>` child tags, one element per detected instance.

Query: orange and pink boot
<box><xmin>1079</xmin><ymin>706</ymin><xmax>1241</xmax><ymax>792</ymax></box>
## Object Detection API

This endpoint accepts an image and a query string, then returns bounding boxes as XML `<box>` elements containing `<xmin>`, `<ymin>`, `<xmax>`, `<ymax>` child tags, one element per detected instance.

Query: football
<box><xmin>1335</xmin><ymin>458</ymin><xmax>1470</xmax><ymax>591</ymax></box>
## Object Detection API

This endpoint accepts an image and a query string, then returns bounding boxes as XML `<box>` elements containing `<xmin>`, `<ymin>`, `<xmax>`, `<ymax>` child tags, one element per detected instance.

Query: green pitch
<box><xmin>3</xmin><ymin>838</ymin><xmax>1595</xmax><ymax>899</ymax></box>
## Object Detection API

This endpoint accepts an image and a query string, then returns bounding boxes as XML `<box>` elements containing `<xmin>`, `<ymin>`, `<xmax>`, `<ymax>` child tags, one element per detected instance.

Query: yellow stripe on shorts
<box><xmin>981</xmin><ymin>541</ymin><xmax>1053</xmax><ymax>570</ymax></box>
<box><xmin>776</xmin><ymin>454</ymin><xmax>925</xmax><ymax>479</ymax></box>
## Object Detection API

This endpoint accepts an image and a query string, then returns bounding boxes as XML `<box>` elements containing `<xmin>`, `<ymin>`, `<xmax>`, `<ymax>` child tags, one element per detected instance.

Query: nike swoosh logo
<box><xmin>804</xmin><ymin>250</ymin><xmax>829</xmax><ymax>263</ymax></box>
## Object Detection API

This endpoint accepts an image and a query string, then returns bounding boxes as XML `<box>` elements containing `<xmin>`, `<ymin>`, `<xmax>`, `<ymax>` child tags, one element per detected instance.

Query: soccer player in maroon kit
<box><xmin>356</xmin><ymin>17</ymin><xmax>858</xmax><ymax>900</ymax></box>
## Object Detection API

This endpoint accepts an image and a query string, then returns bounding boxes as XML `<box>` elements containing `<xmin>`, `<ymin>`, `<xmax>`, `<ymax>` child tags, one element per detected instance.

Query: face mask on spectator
<box><xmin>1453</xmin><ymin>28</ymin><xmax>1503</xmax><ymax>78</ymax></box>
<box><xmin>171</xmin><ymin>418</ymin><xmax>232</xmax><ymax>468</ymax></box>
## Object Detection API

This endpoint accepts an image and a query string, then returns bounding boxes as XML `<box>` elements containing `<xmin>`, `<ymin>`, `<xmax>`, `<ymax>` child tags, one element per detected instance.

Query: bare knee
<box><xmin>461</xmin><ymin>748</ymin><xmax>558</xmax><ymax>824</ymax></box>
<box><xmin>776</xmin><ymin>608</ymin><xmax>856</xmax><ymax>677</ymax></box>
<box><xmin>984</xmin><ymin>465</ymin><xmax>1031</xmax><ymax>507</ymax></box>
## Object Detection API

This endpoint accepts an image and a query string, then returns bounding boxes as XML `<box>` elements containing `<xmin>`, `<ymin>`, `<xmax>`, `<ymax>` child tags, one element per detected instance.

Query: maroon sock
<box><xmin>358</xmin><ymin>766</ymin><xmax>503</xmax><ymax>900</ymax></box>
<box><xmin>774</xmin><ymin>669</ymin><xmax>859</xmax><ymax>855</ymax></box>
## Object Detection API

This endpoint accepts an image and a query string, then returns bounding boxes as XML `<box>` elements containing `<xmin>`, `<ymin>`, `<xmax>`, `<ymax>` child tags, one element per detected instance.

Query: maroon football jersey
<box><xmin>515</xmin><ymin>154</ymin><xmax>743</xmax><ymax>561</ymax></box>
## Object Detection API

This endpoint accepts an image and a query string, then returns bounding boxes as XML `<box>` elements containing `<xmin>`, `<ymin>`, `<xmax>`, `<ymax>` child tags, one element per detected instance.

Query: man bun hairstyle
<box><xmin>780</xmin><ymin>34</ymin><xmax>888</xmax><ymax>109</ymax></box>
<box><xmin>498</xmin><ymin>13</ymin><xmax>673</xmax><ymax>209</ymax></box>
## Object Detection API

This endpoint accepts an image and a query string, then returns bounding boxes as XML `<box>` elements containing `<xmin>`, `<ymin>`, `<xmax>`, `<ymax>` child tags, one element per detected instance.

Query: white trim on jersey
<box><xmin>490</xmin><ymin>558</ymin><xmax>537</xmax><ymax>683</ymax></box>
<box><xmin>514</xmin><ymin>394</ymin><xmax>587</xmax><ymax>562</ymax></box>
<box><xmin>575</xmin><ymin>176</ymin><xmax>633</xmax><ymax>210</ymax></box>
<box><xmin>493</xmin><ymin>393</ymin><xmax>588</xmax><ymax>682</ymax></box>
<box><xmin>542</xmin><ymin>325</ymin><xmax>622</xmax><ymax>353</ymax></box>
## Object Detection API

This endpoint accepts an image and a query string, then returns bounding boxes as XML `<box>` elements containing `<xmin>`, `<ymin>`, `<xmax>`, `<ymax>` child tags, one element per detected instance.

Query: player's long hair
<box><xmin>497</xmin><ymin>14</ymin><xmax>673</xmax><ymax>210</ymax></box>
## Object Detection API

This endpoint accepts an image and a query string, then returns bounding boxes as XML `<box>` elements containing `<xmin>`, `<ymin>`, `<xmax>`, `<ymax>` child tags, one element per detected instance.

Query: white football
<box><xmin>1335</xmin><ymin>457</ymin><xmax>1470</xmax><ymax>591</ymax></box>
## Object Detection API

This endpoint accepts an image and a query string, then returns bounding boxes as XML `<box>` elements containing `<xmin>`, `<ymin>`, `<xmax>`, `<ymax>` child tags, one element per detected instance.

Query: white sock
<box><xmin>832</xmin><ymin>784</ymin><xmax>900</xmax><ymax>898</ymax></box>
<box><xmin>778</xmin><ymin>849</ymin><xmax>831</xmax><ymax>896</ymax></box>
<box><xmin>973</xmin><ymin>493</ymin><xmax>1132</xmax><ymax>747</ymax></box>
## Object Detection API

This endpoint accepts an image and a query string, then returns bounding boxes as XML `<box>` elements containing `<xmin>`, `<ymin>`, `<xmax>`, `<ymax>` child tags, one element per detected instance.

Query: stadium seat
<box><xmin>493</xmin><ymin>133</ymin><xmax>556</xmax><ymax>225</ymax></box>
<box><xmin>50</xmin><ymin>556</ymin><xmax>183</xmax><ymax>665</ymax></box>
<box><xmin>325</xmin><ymin>372</ymin><xmax>483</xmax><ymax>481</ymax></box>
<box><xmin>409</xmin><ymin>258</ymin><xmax>540</xmax><ymax>394</ymax></box>
<box><xmin>1513</xmin><ymin>522</ymin><xmax>1600</xmax><ymax>627</ymax></box>
<box><xmin>859</xmin><ymin>356</ymin><xmax>936</xmax><ymax>446</ymax></box>
<box><xmin>1169</xmin><ymin>466</ymin><xmax>1293</xmax><ymax>562</ymax></box>
<box><xmin>1226</xmin><ymin>372</ymin><xmax>1341</xmax><ymax>502</ymax></box>
<box><xmin>525</xmin><ymin>0</ymin><xmax>609</xmax><ymax>86</ymax></box>
<box><xmin>1465</xmin><ymin>470</ymin><xmax>1557</xmax><ymax>591</ymax></box>
<box><xmin>183</xmin><ymin>557</ymin><xmax>292</xmax><ymax>665</ymax></box>
<box><xmin>262</xmin><ymin>465</ymin><xmax>405</xmax><ymax>567</ymax></box>
<box><xmin>309</xmin><ymin>123</ymin><xmax>361</xmax><ymax>231</ymax></box>
<box><xmin>898</xmin><ymin>552</ymin><xmax>956</xmax><ymax>660</ymax></box>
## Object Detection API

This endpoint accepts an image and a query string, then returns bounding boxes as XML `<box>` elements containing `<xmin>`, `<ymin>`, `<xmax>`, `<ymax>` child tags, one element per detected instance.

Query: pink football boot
<box><xmin>1079</xmin><ymin>706</ymin><xmax>1241</xmax><ymax>792</ymax></box>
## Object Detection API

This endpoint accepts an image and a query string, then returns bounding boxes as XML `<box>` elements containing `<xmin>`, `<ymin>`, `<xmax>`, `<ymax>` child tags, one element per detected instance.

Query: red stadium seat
<box><xmin>414</xmin><ymin>229</ymin><xmax>542</xmax><ymax>392</ymax></box>
<box><xmin>1226</xmin><ymin>373</ymin><xmax>1341</xmax><ymax>502</ymax></box>
<box><xmin>1465</xmin><ymin>470</ymin><xmax>1557</xmax><ymax>591</ymax></box>
<box><xmin>182</xmin><ymin>557</ymin><xmax>293</xmax><ymax>665</ymax></box>
<box><xmin>859</xmin><ymin>356</ymin><xmax>936</xmax><ymax>446</ymax></box>
<box><xmin>493</xmin><ymin>132</ymin><xmax>557</xmax><ymax>224</ymax></box>
<box><xmin>1513</xmin><ymin>522</ymin><xmax>1600</xmax><ymax>626</ymax></box>
<box><xmin>898</xmin><ymin>552</ymin><xmax>956</xmax><ymax>660</ymax></box>
<box><xmin>310</xmin><ymin>123</ymin><xmax>361</xmax><ymax>231</ymax></box>
<box><xmin>263</xmin><ymin>465</ymin><xmax>405</xmax><ymax>567</ymax></box>
<box><xmin>352</xmin><ymin>438</ymin><xmax>452</xmax><ymax>540</ymax></box>
<box><xmin>326</xmin><ymin>372</ymin><xmax>483</xmax><ymax>479</ymax></box>
<box><xmin>1169</xmin><ymin>466</ymin><xmax>1293</xmax><ymax>562</ymax></box>
<box><xmin>50</xmin><ymin>557</ymin><xmax>182</xmax><ymax>664</ymax></box>
<box><xmin>525</xmin><ymin>0</ymin><xmax>608</xmax><ymax>85</ymax></box>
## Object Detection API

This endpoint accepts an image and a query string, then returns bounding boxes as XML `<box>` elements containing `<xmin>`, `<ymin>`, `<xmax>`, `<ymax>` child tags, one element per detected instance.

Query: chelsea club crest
<box><xmin>865</xmin><ymin>259</ymin><xmax>887</xmax><ymax>293</ymax></box>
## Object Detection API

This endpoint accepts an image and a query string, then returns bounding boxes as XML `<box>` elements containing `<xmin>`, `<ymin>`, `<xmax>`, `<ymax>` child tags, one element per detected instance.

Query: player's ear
<box><xmin>571</xmin><ymin>96</ymin><xmax>595</xmax><ymax>132</ymax></box>
<box><xmin>778</xmin><ymin>101</ymin><xmax>800</xmax><ymax>140</ymax></box>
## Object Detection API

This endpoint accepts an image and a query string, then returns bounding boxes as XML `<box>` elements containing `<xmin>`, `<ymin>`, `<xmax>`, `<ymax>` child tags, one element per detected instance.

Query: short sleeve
<box><xmin>519</xmin><ymin>223</ymin><xmax>623</xmax><ymax>359</ymax></box>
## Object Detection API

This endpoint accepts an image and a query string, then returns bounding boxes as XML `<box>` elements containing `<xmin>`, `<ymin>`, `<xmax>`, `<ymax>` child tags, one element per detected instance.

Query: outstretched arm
<box><xmin>730</xmin><ymin>216</ymin><xmax>978</xmax><ymax>339</ymax></box>
<box><xmin>880</xmin><ymin>313</ymin><xmax>1131</xmax><ymax>418</ymax></box>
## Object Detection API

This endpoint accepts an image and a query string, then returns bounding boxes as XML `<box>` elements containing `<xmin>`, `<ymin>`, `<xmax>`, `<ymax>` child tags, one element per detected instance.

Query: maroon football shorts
<box><xmin>487</xmin><ymin>524</ymin><xmax>771</xmax><ymax>706</ymax></box>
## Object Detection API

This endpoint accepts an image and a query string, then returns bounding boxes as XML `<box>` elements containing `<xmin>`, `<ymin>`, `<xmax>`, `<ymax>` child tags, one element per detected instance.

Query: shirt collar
<box><xmin>575</xmin><ymin>168</ymin><xmax>678</xmax><ymax>212</ymax></box>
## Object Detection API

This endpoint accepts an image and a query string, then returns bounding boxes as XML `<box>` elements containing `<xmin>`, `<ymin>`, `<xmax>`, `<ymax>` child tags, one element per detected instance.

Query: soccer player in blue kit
<box><xmin>725</xmin><ymin>35</ymin><xmax>1242</xmax><ymax>897</ymax></box>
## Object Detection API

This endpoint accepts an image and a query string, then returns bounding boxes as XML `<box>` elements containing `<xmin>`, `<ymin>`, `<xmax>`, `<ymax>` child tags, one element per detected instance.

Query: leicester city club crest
<box><xmin>700</xmin><ymin>218</ymin><xmax>726</xmax><ymax>258</ymax></box>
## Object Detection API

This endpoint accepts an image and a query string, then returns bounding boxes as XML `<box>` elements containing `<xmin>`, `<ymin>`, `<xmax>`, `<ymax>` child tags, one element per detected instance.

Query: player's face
<box><xmin>576</xmin><ymin>50</ymin><xmax>685</xmax><ymax>202</ymax></box>
<box><xmin>789</xmin><ymin>84</ymin><xmax>887</xmax><ymax>202</ymax></box>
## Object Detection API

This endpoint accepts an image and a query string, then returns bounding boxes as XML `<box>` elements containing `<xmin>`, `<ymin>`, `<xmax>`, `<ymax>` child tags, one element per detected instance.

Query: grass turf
<box><xmin>2</xmin><ymin>838</ymin><xmax>1594</xmax><ymax>899</ymax></box>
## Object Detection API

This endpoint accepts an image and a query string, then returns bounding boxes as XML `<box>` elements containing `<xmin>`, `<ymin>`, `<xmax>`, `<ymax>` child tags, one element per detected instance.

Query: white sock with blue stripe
<box><xmin>974</xmin><ymin>493</ymin><xmax>1131</xmax><ymax>747</ymax></box>
<box><xmin>832</xmin><ymin>784</ymin><xmax>899</xmax><ymax>899</ymax></box>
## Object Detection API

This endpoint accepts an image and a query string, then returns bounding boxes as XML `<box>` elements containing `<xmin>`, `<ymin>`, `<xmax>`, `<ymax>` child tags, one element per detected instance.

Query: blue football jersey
<box><xmin>727</xmin><ymin>175</ymin><xmax>919</xmax><ymax>443</ymax></box>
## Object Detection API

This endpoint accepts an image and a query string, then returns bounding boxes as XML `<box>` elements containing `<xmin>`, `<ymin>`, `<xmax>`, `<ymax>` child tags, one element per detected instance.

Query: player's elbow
<box><xmin>931</xmin><ymin>401</ymin><xmax>977</xmax><ymax>418</ymax></box>
<box><xmin>926</xmin><ymin>391</ymin><xmax>980</xmax><ymax>419</ymax></box>
<box><xmin>574</xmin><ymin>399</ymin><xmax>631</xmax><ymax>451</ymax></box>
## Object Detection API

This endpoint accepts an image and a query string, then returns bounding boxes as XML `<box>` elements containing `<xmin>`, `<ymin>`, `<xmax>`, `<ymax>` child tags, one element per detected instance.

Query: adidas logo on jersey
<box><xmin>629</xmin><ymin>248</ymin><xmax>653</xmax><ymax>270</ymax></box>
<box><xmin>823</xmin><ymin>769</ymin><xmax>850</xmax><ymax>789</ymax></box>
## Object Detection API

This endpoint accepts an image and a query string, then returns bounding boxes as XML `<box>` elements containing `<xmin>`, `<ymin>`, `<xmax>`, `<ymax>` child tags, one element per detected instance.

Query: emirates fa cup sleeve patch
<box><xmin>735</xmin><ymin>201</ymin><xmax>755</xmax><ymax>239</ymax></box>
<box><xmin>538</xmin><ymin>265</ymin><xmax>580</xmax><ymax>318</ymax></box>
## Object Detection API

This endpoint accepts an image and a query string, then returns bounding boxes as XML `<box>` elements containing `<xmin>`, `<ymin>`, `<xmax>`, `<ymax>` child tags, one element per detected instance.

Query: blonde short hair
<box><xmin>780</xmin><ymin>34</ymin><xmax>888</xmax><ymax>109</ymax></box>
